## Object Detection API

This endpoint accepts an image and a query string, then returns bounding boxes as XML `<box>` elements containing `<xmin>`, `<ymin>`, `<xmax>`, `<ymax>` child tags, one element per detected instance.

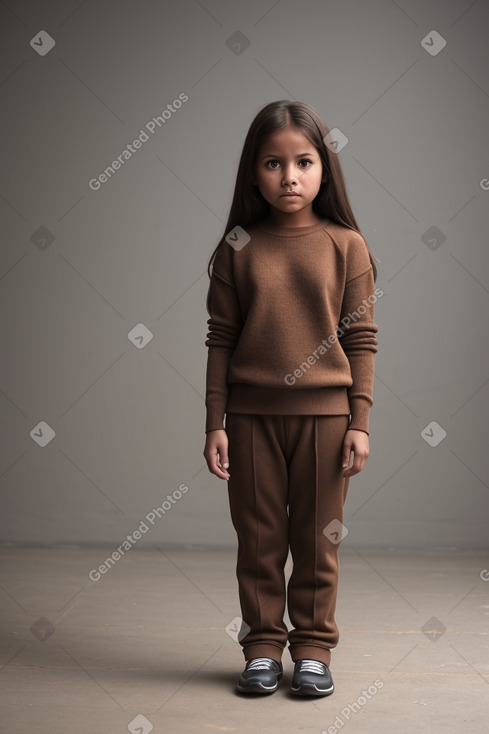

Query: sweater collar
<box><xmin>253</xmin><ymin>219</ymin><xmax>331</xmax><ymax>237</ymax></box>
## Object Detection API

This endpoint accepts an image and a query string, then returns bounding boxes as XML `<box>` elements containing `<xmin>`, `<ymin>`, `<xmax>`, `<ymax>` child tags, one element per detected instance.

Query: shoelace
<box><xmin>296</xmin><ymin>659</ymin><xmax>326</xmax><ymax>675</ymax></box>
<box><xmin>247</xmin><ymin>657</ymin><xmax>278</xmax><ymax>670</ymax></box>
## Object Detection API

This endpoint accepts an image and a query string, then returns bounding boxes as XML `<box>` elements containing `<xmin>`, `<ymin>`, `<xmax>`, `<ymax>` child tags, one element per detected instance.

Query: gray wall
<box><xmin>1</xmin><ymin>0</ymin><xmax>488</xmax><ymax>550</ymax></box>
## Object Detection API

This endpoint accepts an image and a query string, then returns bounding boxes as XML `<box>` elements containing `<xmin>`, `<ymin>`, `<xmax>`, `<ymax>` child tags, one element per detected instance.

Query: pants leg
<box><xmin>226</xmin><ymin>413</ymin><xmax>289</xmax><ymax>663</ymax></box>
<box><xmin>225</xmin><ymin>412</ymin><xmax>350</xmax><ymax>667</ymax></box>
<box><xmin>286</xmin><ymin>414</ymin><xmax>350</xmax><ymax>667</ymax></box>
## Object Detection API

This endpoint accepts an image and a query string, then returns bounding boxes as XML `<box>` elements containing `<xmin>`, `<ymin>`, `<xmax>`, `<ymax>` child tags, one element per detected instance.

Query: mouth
<box><xmin>281</xmin><ymin>193</ymin><xmax>300</xmax><ymax>198</ymax></box>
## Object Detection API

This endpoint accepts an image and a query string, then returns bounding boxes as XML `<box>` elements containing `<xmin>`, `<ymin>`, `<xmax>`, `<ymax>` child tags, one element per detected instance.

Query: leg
<box><xmin>286</xmin><ymin>414</ymin><xmax>350</xmax><ymax>667</ymax></box>
<box><xmin>226</xmin><ymin>413</ymin><xmax>289</xmax><ymax>663</ymax></box>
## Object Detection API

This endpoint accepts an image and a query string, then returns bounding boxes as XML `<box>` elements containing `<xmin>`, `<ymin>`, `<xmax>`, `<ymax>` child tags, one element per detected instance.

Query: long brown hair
<box><xmin>207</xmin><ymin>99</ymin><xmax>379</xmax><ymax>291</ymax></box>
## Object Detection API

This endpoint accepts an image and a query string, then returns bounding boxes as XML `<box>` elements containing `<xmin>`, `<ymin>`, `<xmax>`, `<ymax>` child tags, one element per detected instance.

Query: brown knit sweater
<box><xmin>205</xmin><ymin>218</ymin><xmax>379</xmax><ymax>435</ymax></box>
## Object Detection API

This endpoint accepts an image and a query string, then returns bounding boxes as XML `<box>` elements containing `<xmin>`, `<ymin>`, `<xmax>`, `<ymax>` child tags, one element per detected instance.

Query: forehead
<box><xmin>259</xmin><ymin>127</ymin><xmax>316</xmax><ymax>155</ymax></box>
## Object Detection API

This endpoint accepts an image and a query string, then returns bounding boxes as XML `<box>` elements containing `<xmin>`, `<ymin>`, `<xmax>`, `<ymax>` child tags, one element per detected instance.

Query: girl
<box><xmin>203</xmin><ymin>100</ymin><xmax>379</xmax><ymax>697</ymax></box>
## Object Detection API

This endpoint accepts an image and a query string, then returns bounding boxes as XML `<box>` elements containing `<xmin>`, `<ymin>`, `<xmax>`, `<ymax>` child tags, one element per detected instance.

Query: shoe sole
<box><xmin>237</xmin><ymin>674</ymin><xmax>282</xmax><ymax>694</ymax></box>
<box><xmin>290</xmin><ymin>682</ymin><xmax>334</xmax><ymax>697</ymax></box>
<box><xmin>237</xmin><ymin>682</ymin><xmax>279</xmax><ymax>694</ymax></box>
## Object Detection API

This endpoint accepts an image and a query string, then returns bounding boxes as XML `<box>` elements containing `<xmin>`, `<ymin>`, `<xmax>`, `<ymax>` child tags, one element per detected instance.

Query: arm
<box><xmin>203</xmin><ymin>245</ymin><xmax>243</xmax><ymax>476</ymax></box>
<box><xmin>338</xmin><ymin>264</ymin><xmax>379</xmax><ymax>476</ymax></box>
<box><xmin>338</xmin><ymin>266</ymin><xmax>379</xmax><ymax>435</ymax></box>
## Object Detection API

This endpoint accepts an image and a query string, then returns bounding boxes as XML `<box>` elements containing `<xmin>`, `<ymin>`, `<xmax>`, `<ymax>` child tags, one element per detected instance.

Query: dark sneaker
<box><xmin>290</xmin><ymin>659</ymin><xmax>334</xmax><ymax>696</ymax></box>
<box><xmin>237</xmin><ymin>657</ymin><xmax>283</xmax><ymax>694</ymax></box>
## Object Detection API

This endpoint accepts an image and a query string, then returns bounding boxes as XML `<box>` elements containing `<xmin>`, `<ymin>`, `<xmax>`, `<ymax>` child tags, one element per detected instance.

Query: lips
<box><xmin>281</xmin><ymin>193</ymin><xmax>300</xmax><ymax>197</ymax></box>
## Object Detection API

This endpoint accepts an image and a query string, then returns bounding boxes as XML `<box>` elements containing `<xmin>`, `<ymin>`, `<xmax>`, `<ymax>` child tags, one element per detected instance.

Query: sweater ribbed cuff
<box><xmin>205</xmin><ymin>414</ymin><xmax>225</xmax><ymax>433</ymax></box>
<box><xmin>347</xmin><ymin>397</ymin><xmax>372</xmax><ymax>434</ymax></box>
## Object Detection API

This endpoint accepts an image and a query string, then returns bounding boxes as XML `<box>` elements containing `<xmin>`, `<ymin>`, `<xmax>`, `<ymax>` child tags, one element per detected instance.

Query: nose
<box><xmin>282</xmin><ymin>164</ymin><xmax>297</xmax><ymax>186</ymax></box>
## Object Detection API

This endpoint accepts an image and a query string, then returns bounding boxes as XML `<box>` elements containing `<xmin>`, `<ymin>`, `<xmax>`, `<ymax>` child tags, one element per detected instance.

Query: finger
<box><xmin>213</xmin><ymin>449</ymin><xmax>231</xmax><ymax>480</ymax></box>
<box><xmin>342</xmin><ymin>439</ymin><xmax>353</xmax><ymax>470</ymax></box>
<box><xmin>215</xmin><ymin>466</ymin><xmax>230</xmax><ymax>480</ymax></box>
<box><xmin>211</xmin><ymin>458</ymin><xmax>230</xmax><ymax>480</ymax></box>
<box><xmin>216</xmin><ymin>463</ymin><xmax>230</xmax><ymax>479</ymax></box>
<box><xmin>343</xmin><ymin>450</ymin><xmax>367</xmax><ymax>477</ymax></box>
<box><xmin>203</xmin><ymin>448</ymin><xmax>229</xmax><ymax>480</ymax></box>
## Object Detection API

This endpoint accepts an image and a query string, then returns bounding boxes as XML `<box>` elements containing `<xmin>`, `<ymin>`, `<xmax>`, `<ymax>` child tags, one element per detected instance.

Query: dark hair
<box><xmin>207</xmin><ymin>99</ymin><xmax>379</xmax><ymax>290</ymax></box>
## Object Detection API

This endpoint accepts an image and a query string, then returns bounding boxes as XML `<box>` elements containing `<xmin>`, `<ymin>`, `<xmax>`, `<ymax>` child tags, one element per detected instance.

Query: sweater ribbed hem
<box><xmin>226</xmin><ymin>384</ymin><xmax>351</xmax><ymax>416</ymax></box>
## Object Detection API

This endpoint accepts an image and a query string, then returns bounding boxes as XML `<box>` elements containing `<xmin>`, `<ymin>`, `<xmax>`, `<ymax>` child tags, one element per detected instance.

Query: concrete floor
<box><xmin>0</xmin><ymin>547</ymin><xmax>488</xmax><ymax>733</ymax></box>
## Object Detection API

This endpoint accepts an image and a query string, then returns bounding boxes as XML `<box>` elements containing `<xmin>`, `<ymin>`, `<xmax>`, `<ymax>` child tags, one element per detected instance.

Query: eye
<box><xmin>265</xmin><ymin>160</ymin><xmax>280</xmax><ymax>169</ymax></box>
<box><xmin>298</xmin><ymin>159</ymin><xmax>313</xmax><ymax>168</ymax></box>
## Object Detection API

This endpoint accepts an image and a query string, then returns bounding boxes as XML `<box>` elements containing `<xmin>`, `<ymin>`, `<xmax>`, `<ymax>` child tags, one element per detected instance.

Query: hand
<box><xmin>203</xmin><ymin>429</ymin><xmax>230</xmax><ymax>480</ymax></box>
<box><xmin>342</xmin><ymin>429</ymin><xmax>370</xmax><ymax>477</ymax></box>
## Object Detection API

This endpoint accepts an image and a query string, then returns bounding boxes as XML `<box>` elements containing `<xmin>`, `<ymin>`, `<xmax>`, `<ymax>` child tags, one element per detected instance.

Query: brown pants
<box><xmin>226</xmin><ymin>413</ymin><xmax>351</xmax><ymax>668</ymax></box>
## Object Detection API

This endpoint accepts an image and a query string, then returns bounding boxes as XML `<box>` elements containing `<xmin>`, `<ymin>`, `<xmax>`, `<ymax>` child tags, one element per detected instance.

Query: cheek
<box><xmin>302</xmin><ymin>169</ymin><xmax>323</xmax><ymax>187</ymax></box>
<box><xmin>259</xmin><ymin>172</ymin><xmax>278</xmax><ymax>190</ymax></box>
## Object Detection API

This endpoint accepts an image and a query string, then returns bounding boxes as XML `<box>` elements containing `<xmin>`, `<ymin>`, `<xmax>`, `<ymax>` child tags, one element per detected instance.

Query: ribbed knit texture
<box><xmin>205</xmin><ymin>218</ymin><xmax>379</xmax><ymax>434</ymax></box>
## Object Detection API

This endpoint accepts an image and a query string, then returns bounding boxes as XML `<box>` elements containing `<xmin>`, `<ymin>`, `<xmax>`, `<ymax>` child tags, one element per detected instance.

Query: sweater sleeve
<box><xmin>204</xmin><ymin>245</ymin><xmax>243</xmax><ymax>433</ymax></box>
<box><xmin>337</xmin><ymin>265</ymin><xmax>379</xmax><ymax>434</ymax></box>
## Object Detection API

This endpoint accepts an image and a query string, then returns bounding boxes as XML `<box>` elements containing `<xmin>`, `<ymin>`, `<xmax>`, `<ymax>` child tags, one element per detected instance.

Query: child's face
<box><xmin>253</xmin><ymin>127</ymin><xmax>324</xmax><ymax>222</ymax></box>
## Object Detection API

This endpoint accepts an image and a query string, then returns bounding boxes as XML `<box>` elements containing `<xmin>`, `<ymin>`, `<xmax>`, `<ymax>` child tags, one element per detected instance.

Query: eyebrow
<box><xmin>261</xmin><ymin>152</ymin><xmax>316</xmax><ymax>160</ymax></box>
